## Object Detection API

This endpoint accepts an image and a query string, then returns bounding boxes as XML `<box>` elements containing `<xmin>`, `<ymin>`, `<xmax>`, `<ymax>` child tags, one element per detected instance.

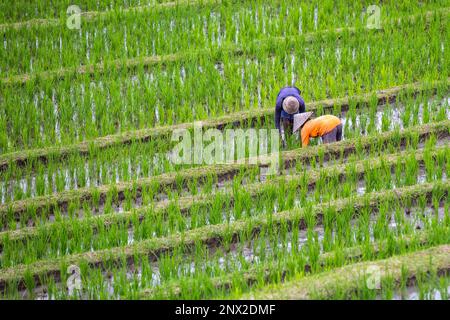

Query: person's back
<box><xmin>300</xmin><ymin>115</ymin><xmax>342</xmax><ymax>147</ymax></box>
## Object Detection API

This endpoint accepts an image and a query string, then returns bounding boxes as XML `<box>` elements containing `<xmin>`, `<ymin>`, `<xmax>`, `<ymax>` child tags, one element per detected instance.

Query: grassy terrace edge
<box><xmin>0</xmin><ymin>143</ymin><xmax>446</xmax><ymax>245</ymax></box>
<box><xmin>0</xmin><ymin>78</ymin><xmax>448</xmax><ymax>171</ymax></box>
<box><xmin>0</xmin><ymin>180</ymin><xmax>447</xmax><ymax>292</ymax></box>
<box><xmin>1</xmin><ymin>8</ymin><xmax>447</xmax><ymax>85</ymax></box>
<box><xmin>244</xmin><ymin>245</ymin><xmax>450</xmax><ymax>299</ymax></box>
<box><xmin>0</xmin><ymin>119</ymin><xmax>448</xmax><ymax>217</ymax></box>
<box><xmin>138</xmin><ymin>228</ymin><xmax>448</xmax><ymax>299</ymax></box>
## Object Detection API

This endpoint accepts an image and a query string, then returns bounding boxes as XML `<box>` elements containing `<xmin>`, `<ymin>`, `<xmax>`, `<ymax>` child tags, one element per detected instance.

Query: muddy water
<box><xmin>391</xmin><ymin>282</ymin><xmax>450</xmax><ymax>300</ymax></box>
<box><xmin>341</xmin><ymin>96</ymin><xmax>450</xmax><ymax>138</ymax></box>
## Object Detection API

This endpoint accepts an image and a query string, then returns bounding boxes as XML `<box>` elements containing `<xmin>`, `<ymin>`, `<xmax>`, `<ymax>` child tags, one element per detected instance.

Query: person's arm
<box><xmin>298</xmin><ymin>96</ymin><xmax>306</xmax><ymax>113</ymax></box>
<box><xmin>275</xmin><ymin>106</ymin><xmax>287</xmax><ymax>148</ymax></box>
<box><xmin>274</xmin><ymin>93</ymin><xmax>284</xmax><ymax>130</ymax></box>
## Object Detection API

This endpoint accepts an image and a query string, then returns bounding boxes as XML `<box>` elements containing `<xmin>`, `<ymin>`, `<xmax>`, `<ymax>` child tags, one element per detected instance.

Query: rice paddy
<box><xmin>0</xmin><ymin>0</ymin><xmax>449</xmax><ymax>301</ymax></box>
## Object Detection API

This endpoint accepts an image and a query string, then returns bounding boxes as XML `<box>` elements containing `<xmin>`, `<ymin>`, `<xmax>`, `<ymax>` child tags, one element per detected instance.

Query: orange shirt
<box><xmin>301</xmin><ymin>115</ymin><xmax>341</xmax><ymax>147</ymax></box>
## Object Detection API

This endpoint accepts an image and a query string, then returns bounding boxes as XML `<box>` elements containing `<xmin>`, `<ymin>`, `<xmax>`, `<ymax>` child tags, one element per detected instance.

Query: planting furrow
<box><xmin>137</xmin><ymin>224</ymin><xmax>449</xmax><ymax>299</ymax></box>
<box><xmin>0</xmin><ymin>79</ymin><xmax>448</xmax><ymax>173</ymax></box>
<box><xmin>0</xmin><ymin>0</ymin><xmax>221</xmax><ymax>30</ymax></box>
<box><xmin>0</xmin><ymin>180</ymin><xmax>447</xmax><ymax>294</ymax></box>
<box><xmin>1</xmin><ymin>92</ymin><xmax>448</xmax><ymax>203</ymax></box>
<box><xmin>0</xmin><ymin>143</ymin><xmax>446</xmax><ymax>252</ymax></box>
<box><xmin>243</xmin><ymin>245</ymin><xmax>450</xmax><ymax>300</ymax></box>
<box><xmin>2</xmin><ymin>18</ymin><xmax>448</xmax><ymax>153</ymax></box>
<box><xmin>18</xmin><ymin>202</ymin><xmax>449</xmax><ymax>299</ymax></box>
<box><xmin>1</xmin><ymin>7</ymin><xmax>447</xmax><ymax>84</ymax></box>
<box><xmin>0</xmin><ymin>120</ymin><xmax>447</xmax><ymax>226</ymax></box>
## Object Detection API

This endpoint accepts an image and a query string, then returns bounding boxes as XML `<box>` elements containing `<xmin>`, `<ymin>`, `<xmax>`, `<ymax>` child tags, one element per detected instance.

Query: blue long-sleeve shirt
<box><xmin>274</xmin><ymin>87</ymin><xmax>306</xmax><ymax>129</ymax></box>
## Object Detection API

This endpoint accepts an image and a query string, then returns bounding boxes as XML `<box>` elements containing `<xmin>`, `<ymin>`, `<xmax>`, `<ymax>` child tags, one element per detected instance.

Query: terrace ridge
<box><xmin>138</xmin><ymin>231</ymin><xmax>448</xmax><ymax>299</ymax></box>
<box><xmin>1</xmin><ymin>144</ymin><xmax>445</xmax><ymax>246</ymax></box>
<box><xmin>245</xmin><ymin>245</ymin><xmax>450</xmax><ymax>299</ymax></box>
<box><xmin>0</xmin><ymin>120</ymin><xmax>447</xmax><ymax>218</ymax></box>
<box><xmin>2</xmin><ymin>7</ymin><xmax>448</xmax><ymax>85</ymax></box>
<box><xmin>0</xmin><ymin>78</ymin><xmax>448</xmax><ymax>172</ymax></box>
<box><xmin>0</xmin><ymin>180</ymin><xmax>447</xmax><ymax>293</ymax></box>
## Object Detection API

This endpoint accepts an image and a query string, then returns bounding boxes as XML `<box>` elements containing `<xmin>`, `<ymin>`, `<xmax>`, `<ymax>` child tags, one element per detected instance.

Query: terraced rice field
<box><xmin>0</xmin><ymin>0</ymin><xmax>449</xmax><ymax>300</ymax></box>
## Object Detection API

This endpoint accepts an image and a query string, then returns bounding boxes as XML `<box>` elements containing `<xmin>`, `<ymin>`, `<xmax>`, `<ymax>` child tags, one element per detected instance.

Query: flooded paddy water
<box><xmin>26</xmin><ymin>204</ymin><xmax>447</xmax><ymax>300</ymax></box>
<box><xmin>2</xmin><ymin>0</ymin><xmax>449</xmax><ymax>301</ymax></box>
<box><xmin>1</xmin><ymin>95</ymin><xmax>448</xmax><ymax>204</ymax></box>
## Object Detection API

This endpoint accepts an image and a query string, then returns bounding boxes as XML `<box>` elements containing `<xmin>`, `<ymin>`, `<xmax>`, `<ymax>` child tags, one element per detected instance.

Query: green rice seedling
<box><xmin>437</xmin><ymin>276</ymin><xmax>449</xmax><ymax>300</ymax></box>
<box><xmin>381</xmin><ymin>105</ymin><xmax>392</xmax><ymax>132</ymax></box>
<box><xmin>1</xmin><ymin>1</ymin><xmax>449</xmax><ymax>300</ymax></box>
<box><xmin>23</xmin><ymin>268</ymin><xmax>35</xmax><ymax>299</ymax></box>
<box><xmin>372</xmin><ymin>201</ymin><xmax>391</xmax><ymax>241</ymax></box>
<box><xmin>3</xmin><ymin>20</ymin><xmax>446</xmax><ymax>154</ymax></box>
<box><xmin>434</xmin><ymin>102</ymin><xmax>447</xmax><ymax>122</ymax></box>
<box><xmin>2</xmin><ymin>278</ymin><xmax>20</xmax><ymax>299</ymax></box>
<box><xmin>404</xmin><ymin>153</ymin><xmax>419</xmax><ymax>186</ymax></box>
<box><xmin>415</xmin><ymin>269</ymin><xmax>430</xmax><ymax>300</ymax></box>
<box><xmin>435</xmin><ymin>147</ymin><xmax>448</xmax><ymax>181</ymax></box>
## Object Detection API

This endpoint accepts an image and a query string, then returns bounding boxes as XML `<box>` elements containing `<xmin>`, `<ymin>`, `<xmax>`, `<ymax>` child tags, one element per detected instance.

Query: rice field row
<box><xmin>244</xmin><ymin>245</ymin><xmax>450</xmax><ymax>300</ymax></box>
<box><xmin>1</xmin><ymin>12</ymin><xmax>448</xmax><ymax>153</ymax></box>
<box><xmin>1</xmin><ymin>1</ymin><xmax>449</xmax><ymax>300</ymax></box>
<box><xmin>2</xmin><ymin>6</ymin><xmax>447</xmax><ymax>85</ymax></box>
<box><xmin>1</xmin><ymin>85</ymin><xmax>448</xmax><ymax>204</ymax></box>
<box><xmin>2</xmin><ymin>1</ymin><xmax>447</xmax><ymax>77</ymax></box>
<box><xmin>0</xmin><ymin>143</ymin><xmax>447</xmax><ymax>268</ymax></box>
<box><xmin>0</xmin><ymin>179</ymin><xmax>448</xmax><ymax>297</ymax></box>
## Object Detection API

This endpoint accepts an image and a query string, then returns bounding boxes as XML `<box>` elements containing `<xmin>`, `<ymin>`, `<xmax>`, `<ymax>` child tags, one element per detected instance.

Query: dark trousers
<box><xmin>322</xmin><ymin>124</ymin><xmax>343</xmax><ymax>144</ymax></box>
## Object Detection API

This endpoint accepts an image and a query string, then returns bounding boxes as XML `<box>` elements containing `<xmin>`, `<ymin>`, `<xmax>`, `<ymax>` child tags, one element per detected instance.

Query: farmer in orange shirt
<box><xmin>293</xmin><ymin>112</ymin><xmax>343</xmax><ymax>147</ymax></box>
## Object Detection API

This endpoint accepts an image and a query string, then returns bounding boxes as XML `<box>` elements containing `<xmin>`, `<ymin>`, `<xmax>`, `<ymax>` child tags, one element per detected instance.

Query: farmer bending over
<box><xmin>274</xmin><ymin>86</ymin><xmax>306</xmax><ymax>148</ymax></box>
<box><xmin>293</xmin><ymin>112</ymin><xmax>343</xmax><ymax>147</ymax></box>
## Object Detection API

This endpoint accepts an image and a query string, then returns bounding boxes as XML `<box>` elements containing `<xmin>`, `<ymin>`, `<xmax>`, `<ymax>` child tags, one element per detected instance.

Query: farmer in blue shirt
<box><xmin>274</xmin><ymin>86</ymin><xmax>306</xmax><ymax>148</ymax></box>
